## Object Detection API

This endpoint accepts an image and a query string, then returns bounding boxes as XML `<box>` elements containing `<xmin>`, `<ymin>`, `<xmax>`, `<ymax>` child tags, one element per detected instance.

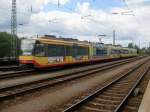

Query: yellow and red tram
<box><xmin>19</xmin><ymin>35</ymin><xmax>137</xmax><ymax>68</ymax></box>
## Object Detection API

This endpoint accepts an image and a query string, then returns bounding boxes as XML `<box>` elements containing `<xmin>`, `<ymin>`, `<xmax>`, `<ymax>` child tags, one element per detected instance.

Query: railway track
<box><xmin>122</xmin><ymin>65</ymin><xmax>150</xmax><ymax>112</ymax></box>
<box><xmin>0</xmin><ymin>57</ymin><xmax>145</xmax><ymax>102</ymax></box>
<box><xmin>0</xmin><ymin>64</ymin><xmax>36</xmax><ymax>79</ymax></box>
<box><xmin>0</xmin><ymin>68</ymin><xmax>35</xmax><ymax>80</ymax></box>
<box><xmin>62</xmin><ymin>58</ymin><xmax>150</xmax><ymax>112</ymax></box>
<box><xmin>0</xmin><ymin>58</ymin><xmax>18</xmax><ymax>66</ymax></box>
<box><xmin>0</xmin><ymin>57</ymin><xmax>142</xmax><ymax>80</ymax></box>
<box><xmin>0</xmin><ymin>65</ymin><xmax>20</xmax><ymax>71</ymax></box>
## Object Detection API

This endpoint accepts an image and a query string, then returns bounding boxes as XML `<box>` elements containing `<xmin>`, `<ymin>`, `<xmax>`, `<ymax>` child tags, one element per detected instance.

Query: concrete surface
<box><xmin>138</xmin><ymin>80</ymin><xmax>150</xmax><ymax>112</ymax></box>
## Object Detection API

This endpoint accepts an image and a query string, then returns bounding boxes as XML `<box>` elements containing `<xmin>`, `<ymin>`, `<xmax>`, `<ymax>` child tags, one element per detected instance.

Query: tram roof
<box><xmin>36</xmin><ymin>36</ymin><xmax>91</xmax><ymax>47</ymax></box>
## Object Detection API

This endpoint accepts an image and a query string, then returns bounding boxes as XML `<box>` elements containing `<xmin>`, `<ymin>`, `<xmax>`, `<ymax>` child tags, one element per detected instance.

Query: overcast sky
<box><xmin>0</xmin><ymin>0</ymin><xmax>150</xmax><ymax>47</ymax></box>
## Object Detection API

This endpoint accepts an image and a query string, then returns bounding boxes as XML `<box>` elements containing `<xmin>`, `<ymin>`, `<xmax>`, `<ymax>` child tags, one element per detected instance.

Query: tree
<box><xmin>0</xmin><ymin>32</ymin><xmax>11</xmax><ymax>57</ymax></box>
<box><xmin>128</xmin><ymin>43</ymin><xmax>134</xmax><ymax>48</ymax></box>
<box><xmin>0</xmin><ymin>32</ymin><xmax>21</xmax><ymax>57</ymax></box>
<box><xmin>128</xmin><ymin>43</ymin><xmax>141</xmax><ymax>54</ymax></box>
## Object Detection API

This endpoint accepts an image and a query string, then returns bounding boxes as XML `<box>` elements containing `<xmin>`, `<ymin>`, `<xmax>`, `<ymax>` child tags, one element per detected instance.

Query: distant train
<box><xmin>19</xmin><ymin>35</ymin><xmax>137</xmax><ymax>68</ymax></box>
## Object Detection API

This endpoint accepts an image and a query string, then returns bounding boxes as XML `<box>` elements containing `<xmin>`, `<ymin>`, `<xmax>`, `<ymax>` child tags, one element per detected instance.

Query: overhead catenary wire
<box><xmin>121</xmin><ymin>0</ymin><xmax>146</xmax><ymax>46</ymax></box>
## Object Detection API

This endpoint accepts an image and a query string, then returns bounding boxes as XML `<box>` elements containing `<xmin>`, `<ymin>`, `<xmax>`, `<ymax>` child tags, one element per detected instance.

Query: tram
<box><xmin>19</xmin><ymin>35</ymin><xmax>137</xmax><ymax>68</ymax></box>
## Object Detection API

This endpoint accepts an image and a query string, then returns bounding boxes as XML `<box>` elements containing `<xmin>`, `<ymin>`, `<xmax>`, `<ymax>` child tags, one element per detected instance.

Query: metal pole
<box><xmin>113</xmin><ymin>29</ymin><xmax>116</xmax><ymax>45</ymax></box>
<box><xmin>11</xmin><ymin>0</ymin><xmax>17</xmax><ymax>58</ymax></box>
<box><xmin>149</xmin><ymin>42</ymin><xmax>150</xmax><ymax>55</ymax></box>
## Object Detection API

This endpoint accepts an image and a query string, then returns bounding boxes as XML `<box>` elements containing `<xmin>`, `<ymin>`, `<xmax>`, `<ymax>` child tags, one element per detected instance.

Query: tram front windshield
<box><xmin>21</xmin><ymin>39</ymin><xmax>35</xmax><ymax>56</ymax></box>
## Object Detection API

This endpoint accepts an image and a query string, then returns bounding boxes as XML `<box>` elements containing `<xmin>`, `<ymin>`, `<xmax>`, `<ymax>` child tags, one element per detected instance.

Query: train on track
<box><xmin>19</xmin><ymin>35</ymin><xmax>137</xmax><ymax>68</ymax></box>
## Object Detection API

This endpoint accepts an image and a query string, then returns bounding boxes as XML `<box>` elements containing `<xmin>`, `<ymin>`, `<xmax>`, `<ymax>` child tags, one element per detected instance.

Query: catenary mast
<box><xmin>11</xmin><ymin>0</ymin><xmax>17</xmax><ymax>57</ymax></box>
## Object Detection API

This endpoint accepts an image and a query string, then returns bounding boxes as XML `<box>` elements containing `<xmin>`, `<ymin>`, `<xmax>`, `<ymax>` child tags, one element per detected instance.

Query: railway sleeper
<box><xmin>85</xmin><ymin>101</ymin><xmax>117</xmax><ymax>110</ymax></box>
<box><xmin>116</xmin><ymin>80</ymin><xmax>136</xmax><ymax>84</ymax></box>
<box><xmin>94</xmin><ymin>98</ymin><xmax>120</xmax><ymax>104</ymax></box>
<box><xmin>102</xmin><ymin>91</ymin><xmax>126</xmax><ymax>97</ymax></box>
<box><xmin>98</xmin><ymin>95</ymin><xmax>123</xmax><ymax>101</ymax></box>
<box><xmin>112</xmin><ymin>83</ymin><xmax>133</xmax><ymax>87</ymax></box>
<box><xmin>93</xmin><ymin>98</ymin><xmax>120</xmax><ymax>105</ymax></box>
<box><xmin>106</xmin><ymin>89</ymin><xmax>127</xmax><ymax>94</ymax></box>
<box><xmin>107</xmin><ymin>87</ymin><xmax>129</xmax><ymax>92</ymax></box>
<box><xmin>108</xmin><ymin>86</ymin><xmax>130</xmax><ymax>90</ymax></box>
<box><xmin>113</xmin><ymin>82</ymin><xmax>132</xmax><ymax>86</ymax></box>
<box><xmin>79</xmin><ymin>106</ymin><xmax>112</xmax><ymax>112</ymax></box>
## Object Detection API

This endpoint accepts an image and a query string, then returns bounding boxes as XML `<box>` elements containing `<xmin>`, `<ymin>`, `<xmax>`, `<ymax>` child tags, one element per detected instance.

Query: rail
<box><xmin>63</xmin><ymin>59</ymin><xmax>149</xmax><ymax>112</ymax></box>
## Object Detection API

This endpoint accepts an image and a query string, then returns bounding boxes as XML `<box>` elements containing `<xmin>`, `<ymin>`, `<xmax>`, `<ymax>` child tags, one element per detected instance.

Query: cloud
<box><xmin>0</xmin><ymin>0</ymin><xmax>150</xmax><ymax>47</ymax></box>
<box><xmin>126</xmin><ymin>0</ymin><xmax>150</xmax><ymax>5</ymax></box>
<box><xmin>0</xmin><ymin>0</ymin><xmax>69</xmax><ymax>31</ymax></box>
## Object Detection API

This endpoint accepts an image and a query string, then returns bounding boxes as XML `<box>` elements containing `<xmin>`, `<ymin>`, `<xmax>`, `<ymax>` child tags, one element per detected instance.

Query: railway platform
<box><xmin>138</xmin><ymin>80</ymin><xmax>150</xmax><ymax>112</ymax></box>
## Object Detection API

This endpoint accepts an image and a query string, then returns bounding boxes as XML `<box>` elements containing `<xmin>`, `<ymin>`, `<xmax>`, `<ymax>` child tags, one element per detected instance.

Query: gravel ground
<box><xmin>0</xmin><ymin>57</ymin><xmax>149</xmax><ymax>112</ymax></box>
<box><xmin>0</xmin><ymin>61</ymin><xmax>120</xmax><ymax>89</ymax></box>
<box><xmin>0</xmin><ymin>58</ymin><xmax>135</xmax><ymax>89</ymax></box>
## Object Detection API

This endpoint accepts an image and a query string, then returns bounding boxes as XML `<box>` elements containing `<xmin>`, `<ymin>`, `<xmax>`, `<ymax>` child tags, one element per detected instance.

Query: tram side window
<box><xmin>47</xmin><ymin>45</ymin><xmax>65</xmax><ymax>57</ymax></box>
<box><xmin>111</xmin><ymin>49</ymin><xmax>120</xmax><ymax>54</ymax></box>
<box><xmin>111</xmin><ymin>50</ymin><xmax>116</xmax><ymax>54</ymax></box>
<box><xmin>83</xmin><ymin>47</ymin><xmax>89</xmax><ymax>55</ymax></box>
<box><xmin>124</xmin><ymin>50</ymin><xmax>129</xmax><ymax>54</ymax></box>
<box><xmin>34</xmin><ymin>43</ymin><xmax>45</xmax><ymax>56</ymax></box>
<box><xmin>121</xmin><ymin>50</ymin><xmax>129</xmax><ymax>54</ymax></box>
<box><xmin>77</xmin><ymin>47</ymin><xmax>88</xmax><ymax>56</ymax></box>
<box><xmin>96</xmin><ymin>49</ymin><xmax>107</xmax><ymax>56</ymax></box>
<box><xmin>47</xmin><ymin>46</ymin><xmax>57</xmax><ymax>56</ymax></box>
<box><xmin>120</xmin><ymin>50</ymin><xmax>123</xmax><ymax>54</ymax></box>
<box><xmin>65</xmin><ymin>46</ymin><xmax>89</xmax><ymax>56</ymax></box>
<box><xmin>72</xmin><ymin>46</ymin><xmax>78</xmax><ymax>57</ymax></box>
<box><xmin>65</xmin><ymin>46</ymin><xmax>72</xmax><ymax>56</ymax></box>
<box><xmin>73</xmin><ymin>46</ymin><xmax>88</xmax><ymax>56</ymax></box>
<box><xmin>57</xmin><ymin>46</ymin><xmax>65</xmax><ymax>56</ymax></box>
<box><xmin>103</xmin><ymin>50</ymin><xmax>107</xmax><ymax>55</ymax></box>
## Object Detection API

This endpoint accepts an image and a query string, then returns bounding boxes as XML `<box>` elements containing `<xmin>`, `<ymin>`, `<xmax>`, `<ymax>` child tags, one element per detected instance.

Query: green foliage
<box><xmin>128</xmin><ymin>43</ymin><xmax>134</xmax><ymax>48</ymax></box>
<box><xmin>128</xmin><ymin>43</ymin><xmax>140</xmax><ymax>54</ymax></box>
<box><xmin>128</xmin><ymin>43</ymin><xmax>150</xmax><ymax>55</ymax></box>
<box><xmin>0</xmin><ymin>32</ymin><xmax>11</xmax><ymax>57</ymax></box>
<box><xmin>0</xmin><ymin>32</ymin><xmax>21</xmax><ymax>57</ymax></box>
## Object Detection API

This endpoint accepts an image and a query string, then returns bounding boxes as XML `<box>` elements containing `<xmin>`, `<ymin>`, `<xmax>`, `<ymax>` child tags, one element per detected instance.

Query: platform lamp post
<box><xmin>110</xmin><ymin>12</ymin><xmax>118</xmax><ymax>46</ymax></box>
<box><xmin>113</xmin><ymin>29</ymin><xmax>116</xmax><ymax>46</ymax></box>
<box><xmin>111</xmin><ymin>10</ymin><xmax>134</xmax><ymax>46</ymax></box>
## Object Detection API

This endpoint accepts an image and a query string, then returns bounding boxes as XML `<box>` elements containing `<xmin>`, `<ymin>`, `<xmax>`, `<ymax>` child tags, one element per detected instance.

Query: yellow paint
<box><xmin>83</xmin><ymin>56</ymin><xmax>89</xmax><ymax>60</ymax></box>
<box><xmin>34</xmin><ymin>57</ymin><xmax>48</xmax><ymax>66</ymax></box>
<box><xmin>19</xmin><ymin>56</ymin><xmax>34</xmax><ymax>60</ymax></box>
<box><xmin>89</xmin><ymin>46</ymin><xmax>93</xmax><ymax>58</ymax></box>
<box><xmin>64</xmin><ymin>56</ymin><xmax>73</xmax><ymax>62</ymax></box>
<box><xmin>39</xmin><ymin>38</ymin><xmax>90</xmax><ymax>48</ymax></box>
